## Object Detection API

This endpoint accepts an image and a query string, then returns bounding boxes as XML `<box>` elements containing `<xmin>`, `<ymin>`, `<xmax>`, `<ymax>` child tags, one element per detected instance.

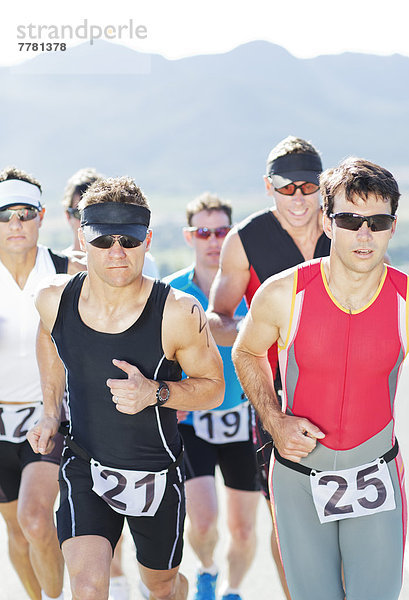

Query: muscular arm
<box><xmin>107</xmin><ymin>289</ymin><xmax>225</xmax><ymax>414</ymax></box>
<box><xmin>207</xmin><ymin>230</ymin><xmax>250</xmax><ymax>346</ymax></box>
<box><xmin>27</xmin><ymin>275</ymin><xmax>72</xmax><ymax>454</ymax></box>
<box><xmin>232</xmin><ymin>273</ymin><xmax>325</xmax><ymax>462</ymax></box>
<box><xmin>165</xmin><ymin>292</ymin><xmax>224</xmax><ymax>410</ymax></box>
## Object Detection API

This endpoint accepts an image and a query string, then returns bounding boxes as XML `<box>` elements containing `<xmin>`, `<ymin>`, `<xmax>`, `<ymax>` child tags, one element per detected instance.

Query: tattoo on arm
<box><xmin>191</xmin><ymin>304</ymin><xmax>210</xmax><ymax>347</ymax></box>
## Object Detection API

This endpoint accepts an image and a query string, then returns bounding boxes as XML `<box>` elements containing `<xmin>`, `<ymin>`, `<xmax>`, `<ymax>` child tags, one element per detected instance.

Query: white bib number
<box><xmin>310</xmin><ymin>457</ymin><xmax>396</xmax><ymax>524</ymax></box>
<box><xmin>91</xmin><ymin>461</ymin><xmax>167</xmax><ymax>517</ymax></box>
<box><xmin>0</xmin><ymin>403</ymin><xmax>42</xmax><ymax>443</ymax></box>
<box><xmin>193</xmin><ymin>402</ymin><xmax>249</xmax><ymax>444</ymax></box>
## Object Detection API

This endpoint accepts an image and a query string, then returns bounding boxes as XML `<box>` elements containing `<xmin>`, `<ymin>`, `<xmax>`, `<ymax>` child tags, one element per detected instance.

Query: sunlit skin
<box><xmin>65</xmin><ymin>192</ymin><xmax>81</xmax><ymax>251</ymax></box>
<box><xmin>264</xmin><ymin>177</ymin><xmax>321</xmax><ymax>233</ymax></box>
<box><xmin>78</xmin><ymin>228</ymin><xmax>152</xmax><ymax>290</ymax></box>
<box><xmin>183</xmin><ymin>210</ymin><xmax>230</xmax><ymax>272</ymax></box>
<box><xmin>0</xmin><ymin>205</ymin><xmax>44</xmax><ymax>258</ymax></box>
<box><xmin>323</xmin><ymin>192</ymin><xmax>396</xmax><ymax>278</ymax></box>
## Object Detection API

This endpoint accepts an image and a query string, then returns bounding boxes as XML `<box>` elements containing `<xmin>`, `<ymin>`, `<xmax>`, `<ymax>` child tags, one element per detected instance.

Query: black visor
<box><xmin>81</xmin><ymin>202</ymin><xmax>151</xmax><ymax>243</ymax></box>
<box><xmin>267</xmin><ymin>152</ymin><xmax>322</xmax><ymax>188</ymax></box>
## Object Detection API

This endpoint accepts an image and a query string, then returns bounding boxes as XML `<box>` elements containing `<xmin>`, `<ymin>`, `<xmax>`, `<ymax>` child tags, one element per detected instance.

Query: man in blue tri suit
<box><xmin>165</xmin><ymin>193</ymin><xmax>260</xmax><ymax>600</ymax></box>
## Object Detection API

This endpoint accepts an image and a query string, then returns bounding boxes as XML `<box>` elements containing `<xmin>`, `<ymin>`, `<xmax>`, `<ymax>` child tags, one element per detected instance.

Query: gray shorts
<box><xmin>270</xmin><ymin>440</ymin><xmax>406</xmax><ymax>600</ymax></box>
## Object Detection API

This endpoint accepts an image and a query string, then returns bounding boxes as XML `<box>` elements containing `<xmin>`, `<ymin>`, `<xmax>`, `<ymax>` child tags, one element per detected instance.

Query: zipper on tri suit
<box><xmin>335</xmin><ymin>309</ymin><xmax>352</xmax><ymax>468</ymax></box>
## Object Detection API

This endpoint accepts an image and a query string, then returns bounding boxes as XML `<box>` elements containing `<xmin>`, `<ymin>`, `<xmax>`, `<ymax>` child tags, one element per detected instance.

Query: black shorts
<box><xmin>253</xmin><ymin>413</ymin><xmax>273</xmax><ymax>500</ymax></box>
<box><xmin>57</xmin><ymin>448</ymin><xmax>186</xmax><ymax>571</ymax></box>
<box><xmin>0</xmin><ymin>434</ymin><xmax>64</xmax><ymax>503</ymax></box>
<box><xmin>179</xmin><ymin>423</ymin><xmax>260</xmax><ymax>492</ymax></box>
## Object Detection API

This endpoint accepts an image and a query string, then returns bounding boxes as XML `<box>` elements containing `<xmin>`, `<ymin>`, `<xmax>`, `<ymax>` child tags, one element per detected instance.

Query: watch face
<box><xmin>157</xmin><ymin>382</ymin><xmax>170</xmax><ymax>404</ymax></box>
<box><xmin>159</xmin><ymin>387</ymin><xmax>169</xmax><ymax>400</ymax></box>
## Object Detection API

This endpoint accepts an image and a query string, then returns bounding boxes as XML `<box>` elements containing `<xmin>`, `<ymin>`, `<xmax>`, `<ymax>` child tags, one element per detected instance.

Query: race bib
<box><xmin>310</xmin><ymin>457</ymin><xmax>396</xmax><ymax>524</ymax></box>
<box><xmin>193</xmin><ymin>402</ymin><xmax>250</xmax><ymax>444</ymax></box>
<box><xmin>91</xmin><ymin>461</ymin><xmax>167</xmax><ymax>517</ymax></box>
<box><xmin>0</xmin><ymin>403</ymin><xmax>42</xmax><ymax>443</ymax></box>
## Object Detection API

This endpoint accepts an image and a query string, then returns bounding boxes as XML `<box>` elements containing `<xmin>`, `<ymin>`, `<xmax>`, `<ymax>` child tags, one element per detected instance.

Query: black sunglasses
<box><xmin>0</xmin><ymin>207</ymin><xmax>40</xmax><ymax>222</ymax></box>
<box><xmin>186</xmin><ymin>226</ymin><xmax>231</xmax><ymax>240</ymax></box>
<box><xmin>89</xmin><ymin>234</ymin><xmax>143</xmax><ymax>249</ymax></box>
<box><xmin>272</xmin><ymin>181</ymin><xmax>319</xmax><ymax>196</ymax></box>
<box><xmin>67</xmin><ymin>207</ymin><xmax>81</xmax><ymax>219</ymax></box>
<box><xmin>330</xmin><ymin>212</ymin><xmax>396</xmax><ymax>232</ymax></box>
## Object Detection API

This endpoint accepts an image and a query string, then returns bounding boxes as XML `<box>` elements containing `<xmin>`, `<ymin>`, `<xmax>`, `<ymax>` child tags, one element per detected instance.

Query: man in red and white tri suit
<box><xmin>232</xmin><ymin>157</ymin><xmax>407</xmax><ymax>600</ymax></box>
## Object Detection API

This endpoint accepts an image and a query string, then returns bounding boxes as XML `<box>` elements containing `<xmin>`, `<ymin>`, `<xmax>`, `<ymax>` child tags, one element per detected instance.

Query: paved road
<box><xmin>2</xmin><ymin>359</ymin><xmax>409</xmax><ymax>599</ymax></box>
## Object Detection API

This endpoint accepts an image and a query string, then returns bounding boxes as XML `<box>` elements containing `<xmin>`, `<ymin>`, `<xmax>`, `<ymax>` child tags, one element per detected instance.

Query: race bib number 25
<box><xmin>310</xmin><ymin>458</ymin><xmax>396</xmax><ymax>524</ymax></box>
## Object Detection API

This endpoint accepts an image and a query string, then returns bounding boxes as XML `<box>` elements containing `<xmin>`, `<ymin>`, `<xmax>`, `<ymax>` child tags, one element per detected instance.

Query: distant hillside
<box><xmin>3</xmin><ymin>40</ymin><xmax>409</xmax><ymax>273</ymax></box>
<box><xmin>3</xmin><ymin>40</ymin><xmax>409</xmax><ymax>201</ymax></box>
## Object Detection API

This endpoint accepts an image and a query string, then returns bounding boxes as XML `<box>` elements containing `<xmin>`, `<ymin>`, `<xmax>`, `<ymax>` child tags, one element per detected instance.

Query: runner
<box><xmin>62</xmin><ymin>166</ymin><xmax>158</xmax><ymax>600</ymax></box>
<box><xmin>62</xmin><ymin>167</ymin><xmax>159</xmax><ymax>278</ymax></box>
<box><xmin>232</xmin><ymin>157</ymin><xmax>406</xmax><ymax>600</ymax></box>
<box><xmin>207</xmin><ymin>136</ymin><xmax>330</xmax><ymax>598</ymax></box>
<box><xmin>0</xmin><ymin>166</ymin><xmax>83</xmax><ymax>600</ymax></box>
<box><xmin>28</xmin><ymin>176</ymin><xmax>224</xmax><ymax>600</ymax></box>
<box><xmin>165</xmin><ymin>193</ymin><xmax>259</xmax><ymax>600</ymax></box>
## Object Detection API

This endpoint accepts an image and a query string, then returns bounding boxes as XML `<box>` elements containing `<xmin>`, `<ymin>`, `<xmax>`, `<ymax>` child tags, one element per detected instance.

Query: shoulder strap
<box><xmin>48</xmin><ymin>249</ymin><xmax>69</xmax><ymax>274</ymax></box>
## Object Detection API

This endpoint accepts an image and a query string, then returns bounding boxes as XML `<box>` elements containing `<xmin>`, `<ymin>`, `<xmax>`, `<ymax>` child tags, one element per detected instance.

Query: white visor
<box><xmin>0</xmin><ymin>179</ymin><xmax>42</xmax><ymax>210</ymax></box>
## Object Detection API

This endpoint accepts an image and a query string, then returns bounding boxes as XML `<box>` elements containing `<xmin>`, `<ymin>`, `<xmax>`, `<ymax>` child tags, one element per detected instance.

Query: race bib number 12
<box><xmin>310</xmin><ymin>458</ymin><xmax>396</xmax><ymax>524</ymax></box>
<box><xmin>0</xmin><ymin>403</ymin><xmax>41</xmax><ymax>443</ymax></box>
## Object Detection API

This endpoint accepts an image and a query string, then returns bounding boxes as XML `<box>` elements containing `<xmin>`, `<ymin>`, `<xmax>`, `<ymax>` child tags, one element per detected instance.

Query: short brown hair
<box><xmin>266</xmin><ymin>136</ymin><xmax>320</xmax><ymax>173</ymax></box>
<box><xmin>186</xmin><ymin>192</ymin><xmax>232</xmax><ymax>226</ymax></box>
<box><xmin>320</xmin><ymin>157</ymin><xmax>400</xmax><ymax>216</ymax></box>
<box><xmin>78</xmin><ymin>176</ymin><xmax>149</xmax><ymax>210</ymax></box>
<box><xmin>0</xmin><ymin>166</ymin><xmax>42</xmax><ymax>192</ymax></box>
<box><xmin>62</xmin><ymin>168</ymin><xmax>102</xmax><ymax>209</ymax></box>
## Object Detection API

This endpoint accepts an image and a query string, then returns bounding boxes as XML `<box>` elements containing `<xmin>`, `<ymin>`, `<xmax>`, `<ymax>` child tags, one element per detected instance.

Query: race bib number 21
<box><xmin>91</xmin><ymin>461</ymin><xmax>167</xmax><ymax>517</ymax></box>
<box><xmin>310</xmin><ymin>458</ymin><xmax>396</xmax><ymax>524</ymax></box>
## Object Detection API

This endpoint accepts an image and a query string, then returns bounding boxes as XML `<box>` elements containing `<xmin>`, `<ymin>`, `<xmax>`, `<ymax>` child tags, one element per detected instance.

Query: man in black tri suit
<box><xmin>28</xmin><ymin>176</ymin><xmax>224</xmax><ymax>600</ymax></box>
<box><xmin>207</xmin><ymin>136</ymin><xmax>330</xmax><ymax>598</ymax></box>
<box><xmin>61</xmin><ymin>166</ymin><xmax>148</xmax><ymax>600</ymax></box>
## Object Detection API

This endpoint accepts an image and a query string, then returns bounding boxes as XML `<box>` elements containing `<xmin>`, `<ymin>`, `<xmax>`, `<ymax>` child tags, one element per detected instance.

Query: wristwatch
<box><xmin>155</xmin><ymin>380</ymin><xmax>170</xmax><ymax>406</ymax></box>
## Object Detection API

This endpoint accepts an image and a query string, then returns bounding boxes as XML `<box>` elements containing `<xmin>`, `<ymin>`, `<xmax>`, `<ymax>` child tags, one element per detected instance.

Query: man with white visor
<box><xmin>0</xmin><ymin>167</ymin><xmax>83</xmax><ymax>600</ymax></box>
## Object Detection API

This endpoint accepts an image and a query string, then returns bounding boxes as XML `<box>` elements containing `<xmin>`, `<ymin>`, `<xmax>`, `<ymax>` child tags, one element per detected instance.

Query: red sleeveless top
<box><xmin>278</xmin><ymin>259</ymin><xmax>409</xmax><ymax>450</ymax></box>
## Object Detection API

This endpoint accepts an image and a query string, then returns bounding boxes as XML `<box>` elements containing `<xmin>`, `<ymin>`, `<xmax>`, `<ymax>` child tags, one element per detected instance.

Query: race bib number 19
<box><xmin>310</xmin><ymin>458</ymin><xmax>396</xmax><ymax>524</ymax></box>
<box><xmin>193</xmin><ymin>402</ymin><xmax>250</xmax><ymax>444</ymax></box>
<box><xmin>91</xmin><ymin>461</ymin><xmax>167</xmax><ymax>517</ymax></box>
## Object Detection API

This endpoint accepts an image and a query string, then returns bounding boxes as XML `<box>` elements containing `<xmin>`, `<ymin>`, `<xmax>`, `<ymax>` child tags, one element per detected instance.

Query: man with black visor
<box><xmin>207</xmin><ymin>136</ymin><xmax>330</xmax><ymax>599</ymax></box>
<box><xmin>28</xmin><ymin>176</ymin><xmax>224</xmax><ymax>600</ymax></box>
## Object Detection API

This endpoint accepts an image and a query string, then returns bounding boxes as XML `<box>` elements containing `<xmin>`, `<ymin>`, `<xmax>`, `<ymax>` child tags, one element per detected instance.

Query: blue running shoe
<box><xmin>193</xmin><ymin>571</ymin><xmax>218</xmax><ymax>600</ymax></box>
<box><xmin>220</xmin><ymin>595</ymin><xmax>242</xmax><ymax>600</ymax></box>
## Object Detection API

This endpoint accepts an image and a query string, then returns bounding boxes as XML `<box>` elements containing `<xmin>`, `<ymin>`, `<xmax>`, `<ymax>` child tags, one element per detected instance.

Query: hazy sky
<box><xmin>1</xmin><ymin>0</ymin><xmax>408</xmax><ymax>66</ymax></box>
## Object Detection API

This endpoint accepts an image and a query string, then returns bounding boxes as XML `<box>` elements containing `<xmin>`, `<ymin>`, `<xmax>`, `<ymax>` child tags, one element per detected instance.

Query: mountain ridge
<box><xmin>3</xmin><ymin>39</ymin><xmax>409</xmax><ymax>206</ymax></box>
